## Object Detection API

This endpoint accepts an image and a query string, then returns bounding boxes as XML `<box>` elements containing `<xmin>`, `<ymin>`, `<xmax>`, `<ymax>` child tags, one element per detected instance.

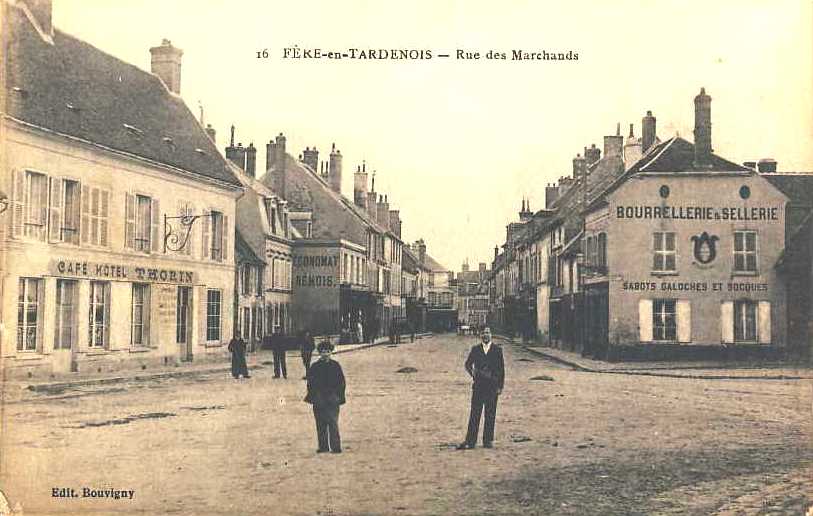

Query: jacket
<box><xmin>304</xmin><ymin>358</ymin><xmax>346</xmax><ymax>406</ymax></box>
<box><xmin>464</xmin><ymin>343</ymin><xmax>505</xmax><ymax>393</ymax></box>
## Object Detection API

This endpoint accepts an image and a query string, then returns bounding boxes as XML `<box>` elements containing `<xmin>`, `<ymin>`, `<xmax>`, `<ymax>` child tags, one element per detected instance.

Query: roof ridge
<box><xmin>639</xmin><ymin>136</ymin><xmax>677</xmax><ymax>172</ymax></box>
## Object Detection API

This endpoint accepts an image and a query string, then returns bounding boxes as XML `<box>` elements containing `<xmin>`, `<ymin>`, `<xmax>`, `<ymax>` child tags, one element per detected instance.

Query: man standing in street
<box><xmin>300</xmin><ymin>331</ymin><xmax>315</xmax><ymax>380</ymax></box>
<box><xmin>458</xmin><ymin>327</ymin><xmax>504</xmax><ymax>450</ymax></box>
<box><xmin>305</xmin><ymin>341</ymin><xmax>346</xmax><ymax>454</ymax></box>
<box><xmin>271</xmin><ymin>327</ymin><xmax>288</xmax><ymax>379</ymax></box>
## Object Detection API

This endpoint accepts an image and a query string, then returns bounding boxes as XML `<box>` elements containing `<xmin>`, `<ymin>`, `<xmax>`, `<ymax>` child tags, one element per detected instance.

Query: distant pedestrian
<box><xmin>271</xmin><ymin>330</ymin><xmax>288</xmax><ymax>379</ymax></box>
<box><xmin>304</xmin><ymin>341</ymin><xmax>346</xmax><ymax>454</ymax></box>
<box><xmin>228</xmin><ymin>333</ymin><xmax>250</xmax><ymax>379</ymax></box>
<box><xmin>301</xmin><ymin>331</ymin><xmax>315</xmax><ymax>380</ymax></box>
<box><xmin>356</xmin><ymin>320</ymin><xmax>364</xmax><ymax>344</ymax></box>
<box><xmin>457</xmin><ymin>327</ymin><xmax>504</xmax><ymax>450</ymax></box>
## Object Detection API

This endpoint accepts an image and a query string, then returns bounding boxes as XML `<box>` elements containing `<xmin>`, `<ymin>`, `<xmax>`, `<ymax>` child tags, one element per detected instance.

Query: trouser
<box><xmin>313</xmin><ymin>404</ymin><xmax>341</xmax><ymax>452</ymax></box>
<box><xmin>464</xmin><ymin>388</ymin><xmax>499</xmax><ymax>445</ymax></box>
<box><xmin>301</xmin><ymin>351</ymin><xmax>313</xmax><ymax>376</ymax></box>
<box><xmin>273</xmin><ymin>349</ymin><xmax>287</xmax><ymax>378</ymax></box>
<box><xmin>231</xmin><ymin>353</ymin><xmax>248</xmax><ymax>378</ymax></box>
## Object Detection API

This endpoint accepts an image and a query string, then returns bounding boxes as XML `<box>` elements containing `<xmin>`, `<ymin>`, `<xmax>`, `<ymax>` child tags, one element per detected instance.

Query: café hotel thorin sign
<box><xmin>51</xmin><ymin>259</ymin><xmax>196</xmax><ymax>285</ymax></box>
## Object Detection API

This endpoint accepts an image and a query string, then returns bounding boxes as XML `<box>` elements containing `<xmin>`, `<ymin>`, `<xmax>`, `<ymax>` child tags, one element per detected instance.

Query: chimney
<box><xmin>462</xmin><ymin>261</ymin><xmax>469</xmax><ymax>272</ymax></box>
<box><xmin>302</xmin><ymin>147</ymin><xmax>319</xmax><ymax>172</ymax></box>
<box><xmin>494</xmin><ymin>245</ymin><xmax>499</xmax><ymax>261</ymax></box>
<box><xmin>328</xmin><ymin>143</ymin><xmax>342</xmax><ymax>194</ymax></box>
<box><xmin>603</xmin><ymin>123</ymin><xmax>623</xmax><ymax>158</ymax></box>
<box><xmin>572</xmin><ymin>154</ymin><xmax>587</xmax><ymax>180</ymax></box>
<box><xmin>354</xmin><ymin>162</ymin><xmax>369</xmax><ymax>210</ymax></box>
<box><xmin>245</xmin><ymin>143</ymin><xmax>257</xmax><ymax>177</ymax></box>
<box><xmin>757</xmin><ymin>158</ymin><xmax>777</xmax><ymax>173</ymax></box>
<box><xmin>642</xmin><ymin>110</ymin><xmax>656</xmax><ymax>152</ymax></box>
<box><xmin>22</xmin><ymin>0</ymin><xmax>53</xmax><ymax>37</ymax></box>
<box><xmin>224</xmin><ymin>126</ymin><xmax>246</xmax><ymax>170</ymax></box>
<box><xmin>149</xmin><ymin>39</ymin><xmax>183</xmax><ymax>94</ymax></box>
<box><xmin>585</xmin><ymin>144</ymin><xmax>601</xmax><ymax>164</ymax></box>
<box><xmin>743</xmin><ymin>161</ymin><xmax>757</xmax><ymax>170</ymax></box>
<box><xmin>519</xmin><ymin>198</ymin><xmax>532</xmax><ymax>222</ymax></box>
<box><xmin>417</xmin><ymin>240</ymin><xmax>427</xmax><ymax>264</ymax></box>
<box><xmin>623</xmin><ymin>124</ymin><xmax>643</xmax><ymax>166</ymax></box>
<box><xmin>693</xmin><ymin>87</ymin><xmax>712</xmax><ymax>168</ymax></box>
<box><xmin>266</xmin><ymin>133</ymin><xmax>287</xmax><ymax>199</ymax></box>
<box><xmin>389</xmin><ymin>210</ymin><xmax>401</xmax><ymax>238</ymax></box>
<box><xmin>205</xmin><ymin>124</ymin><xmax>216</xmax><ymax>144</ymax></box>
<box><xmin>545</xmin><ymin>183</ymin><xmax>560</xmax><ymax>208</ymax></box>
<box><xmin>377</xmin><ymin>195</ymin><xmax>390</xmax><ymax>230</ymax></box>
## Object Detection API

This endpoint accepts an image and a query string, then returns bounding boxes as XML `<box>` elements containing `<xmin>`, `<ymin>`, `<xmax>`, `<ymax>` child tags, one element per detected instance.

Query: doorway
<box><xmin>177</xmin><ymin>286</ymin><xmax>193</xmax><ymax>361</ymax></box>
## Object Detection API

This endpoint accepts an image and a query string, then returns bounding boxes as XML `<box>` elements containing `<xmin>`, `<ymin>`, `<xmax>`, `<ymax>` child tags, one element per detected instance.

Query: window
<box><xmin>597</xmin><ymin>233</ymin><xmax>607</xmax><ymax>268</ymax></box>
<box><xmin>17</xmin><ymin>278</ymin><xmax>41</xmax><ymax>351</ymax></box>
<box><xmin>55</xmin><ymin>279</ymin><xmax>77</xmax><ymax>350</ymax></box>
<box><xmin>88</xmin><ymin>281</ymin><xmax>110</xmax><ymax>348</ymax></box>
<box><xmin>25</xmin><ymin>171</ymin><xmax>48</xmax><ymax>240</ymax></box>
<box><xmin>653</xmin><ymin>299</ymin><xmax>677</xmax><ymax>341</ymax></box>
<box><xmin>135</xmin><ymin>194</ymin><xmax>152</xmax><ymax>252</ymax></box>
<box><xmin>653</xmin><ymin>232</ymin><xmax>676</xmax><ymax>272</ymax></box>
<box><xmin>734</xmin><ymin>231</ymin><xmax>757</xmax><ymax>273</ymax></box>
<box><xmin>61</xmin><ymin>179</ymin><xmax>81</xmax><ymax>244</ymax></box>
<box><xmin>206</xmin><ymin>289</ymin><xmax>222</xmax><ymax>341</ymax></box>
<box><xmin>83</xmin><ymin>185</ymin><xmax>110</xmax><ymax>247</ymax></box>
<box><xmin>131</xmin><ymin>283</ymin><xmax>150</xmax><ymax>346</ymax></box>
<box><xmin>257</xmin><ymin>268</ymin><xmax>264</xmax><ymax>296</ymax></box>
<box><xmin>734</xmin><ymin>300</ymin><xmax>757</xmax><ymax>342</ymax></box>
<box><xmin>210</xmin><ymin>211</ymin><xmax>223</xmax><ymax>261</ymax></box>
<box><xmin>242</xmin><ymin>307</ymin><xmax>251</xmax><ymax>340</ymax></box>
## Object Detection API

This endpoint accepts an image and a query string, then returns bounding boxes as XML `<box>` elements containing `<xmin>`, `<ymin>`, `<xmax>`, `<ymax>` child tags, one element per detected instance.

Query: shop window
<box><xmin>734</xmin><ymin>231</ymin><xmax>757</xmax><ymax>273</ymax></box>
<box><xmin>653</xmin><ymin>232</ymin><xmax>676</xmax><ymax>272</ymax></box>
<box><xmin>55</xmin><ymin>279</ymin><xmax>78</xmax><ymax>350</ymax></box>
<box><xmin>89</xmin><ymin>281</ymin><xmax>110</xmax><ymax>348</ymax></box>
<box><xmin>131</xmin><ymin>283</ymin><xmax>151</xmax><ymax>347</ymax></box>
<box><xmin>206</xmin><ymin>289</ymin><xmax>222</xmax><ymax>341</ymax></box>
<box><xmin>734</xmin><ymin>300</ymin><xmax>757</xmax><ymax>342</ymax></box>
<box><xmin>652</xmin><ymin>299</ymin><xmax>677</xmax><ymax>341</ymax></box>
<box><xmin>17</xmin><ymin>278</ymin><xmax>42</xmax><ymax>351</ymax></box>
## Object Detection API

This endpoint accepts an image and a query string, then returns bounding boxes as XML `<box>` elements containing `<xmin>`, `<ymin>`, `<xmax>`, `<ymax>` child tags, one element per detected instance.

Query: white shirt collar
<box><xmin>482</xmin><ymin>341</ymin><xmax>492</xmax><ymax>354</ymax></box>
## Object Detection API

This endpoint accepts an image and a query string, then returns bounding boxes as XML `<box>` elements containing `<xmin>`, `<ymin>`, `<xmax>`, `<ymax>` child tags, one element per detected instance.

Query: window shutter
<box><xmin>151</xmin><ymin>198</ymin><xmax>161</xmax><ymax>254</ymax></box>
<box><xmin>202</xmin><ymin>211</ymin><xmax>210</xmax><ymax>259</ymax></box>
<box><xmin>99</xmin><ymin>190</ymin><xmax>109</xmax><ymax>247</ymax></box>
<box><xmin>124</xmin><ymin>192</ymin><xmax>135</xmax><ymax>249</ymax></box>
<box><xmin>81</xmin><ymin>184</ymin><xmax>91</xmax><ymax>244</ymax></box>
<box><xmin>48</xmin><ymin>177</ymin><xmax>63</xmax><ymax>242</ymax></box>
<box><xmin>721</xmin><ymin>301</ymin><xmax>734</xmax><ymax>343</ymax></box>
<box><xmin>11</xmin><ymin>169</ymin><xmax>25</xmax><ymax>239</ymax></box>
<box><xmin>638</xmin><ymin>299</ymin><xmax>653</xmax><ymax>342</ymax></box>
<box><xmin>221</xmin><ymin>214</ymin><xmax>229</xmax><ymax>261</ymax></box>
<box><xmin>677</xmin><ymin>300</ymin><xmax>691</xmax><ymax>343</ymax></box>
<box><xmin>758</xmin><ymin>301</ymin><xmax>771</xmax><ymax>344</ymax></box>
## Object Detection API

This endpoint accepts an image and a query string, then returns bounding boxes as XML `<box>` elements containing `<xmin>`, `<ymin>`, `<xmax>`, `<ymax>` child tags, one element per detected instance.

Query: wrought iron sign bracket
<box><xmin>163</xmin><ymin>211</ymin><xmax>218</xmax><ymax>253</ymax></box>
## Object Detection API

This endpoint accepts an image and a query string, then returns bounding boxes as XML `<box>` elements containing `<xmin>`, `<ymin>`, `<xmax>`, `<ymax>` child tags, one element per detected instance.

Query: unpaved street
<box><xmin>2</xmin><ymin>335</ymin><xmax>810</xmax><ymax>515</ymax></box>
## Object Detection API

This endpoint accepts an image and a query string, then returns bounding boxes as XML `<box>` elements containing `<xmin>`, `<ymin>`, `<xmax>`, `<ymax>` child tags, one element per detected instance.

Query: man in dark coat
<box><xmin>304</xmin><ymin>341</ymin><xmax>346</xmax><ymax>453</ymax></box>
<box><xmin>228</xmin><ymin>333</ymin><xmax>250</xmax><ymax>379</ymax></box>
<box><xmin>271</xmin><ymin>328</ymin><xmax>288</xmax><ymax>379</ymax></box>
<box><xmin>300</xmin><ymin>331</ymin><xmax>315</xmax><ymax>380</ymax></box>
<box><xmin>458</xmin><ymin>327</ymin><xmax>504</xmax><ymax>449</ymax></box>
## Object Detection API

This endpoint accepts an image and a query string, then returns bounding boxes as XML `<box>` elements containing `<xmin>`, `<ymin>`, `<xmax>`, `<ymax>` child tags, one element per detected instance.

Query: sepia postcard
<box><xmin>1</xmin><ymin>0</ymin><xmax>811</xmax><ymax>514</ymax></box>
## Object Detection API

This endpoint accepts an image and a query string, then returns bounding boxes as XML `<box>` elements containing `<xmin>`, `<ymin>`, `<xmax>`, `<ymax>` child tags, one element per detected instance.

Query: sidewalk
<box><xmin>11</xmin><ymin>333</ymin><xmax>434</xmax><ymax>395</ymax></box>
<box><xmin>497</xmin><ymin>337</ymin><xmax>813</xmax><ymax>380</ymax></box>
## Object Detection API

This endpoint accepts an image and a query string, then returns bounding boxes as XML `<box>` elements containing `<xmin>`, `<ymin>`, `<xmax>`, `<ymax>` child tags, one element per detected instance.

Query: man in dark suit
<box><xmin>271</xmin><ymin>327</ymin><xmax>288</xmax><ymax>379</ymax></box>
<box><xmin>304</xmin><ymin>341</ymin><xmax>346</xmax><ymax>453</ymax></box>
<box><xmin>458</xmin><ymin>327</ymin><xmax>505</xmax><ymax>450</ymax></box>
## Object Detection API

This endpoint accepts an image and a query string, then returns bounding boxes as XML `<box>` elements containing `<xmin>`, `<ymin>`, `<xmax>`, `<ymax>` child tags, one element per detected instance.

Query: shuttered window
<box><xmin>734</xmin><ymin>300</ymin><xmax>758</xmax><ymax>342</ymax></box>
<box><xmin>206</xmin><ymin>289</ymin><xmax>222</xmax><ymax>341</ymax></box>
<box><xmin>653</xmin><ymin>299</ymin><xmax>677</xmax><ymax>341</ymax></box>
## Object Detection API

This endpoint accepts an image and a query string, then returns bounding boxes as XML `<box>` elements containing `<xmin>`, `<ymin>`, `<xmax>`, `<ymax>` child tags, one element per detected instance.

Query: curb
<box><xmin>24</xmin><ymin>334</ymin><xmax>435</xmax><ymax>393</ymax></box>
<box><xmin>511</xmin><ymin>340</ymin><xmax>812</xmax><ymax>381</ymax></box>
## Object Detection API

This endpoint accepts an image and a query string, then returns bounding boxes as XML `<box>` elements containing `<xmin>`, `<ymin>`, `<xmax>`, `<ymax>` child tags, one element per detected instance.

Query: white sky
<box><xmin>53</xmin><ymin>0</ymin><xmax>813</xmax><ymax>271</ymax></box>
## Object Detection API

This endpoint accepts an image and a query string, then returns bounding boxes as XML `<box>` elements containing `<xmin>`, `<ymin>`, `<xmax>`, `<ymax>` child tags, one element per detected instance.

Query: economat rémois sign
<box><xmin>292</xmin><ymin>254</ymin><xmax>339</xmax><ymax>288</ymax></box>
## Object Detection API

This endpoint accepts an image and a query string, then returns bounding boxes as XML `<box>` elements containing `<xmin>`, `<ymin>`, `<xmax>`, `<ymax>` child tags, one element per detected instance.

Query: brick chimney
<box><xmin>519</xmin><ymin>198</ymin><xmax>532</xmax><ymax>222</ymax></box>
<box><xmin>377</xmin><ymin>195</ymin><xmax>390</xmax><ymax>230</ymax></box>
<box><xmin>757</xmin><ymin>158</ymin><xmax>777</xmax><ymax>173</ymax></box>
<box><xmin>328</xmin><ymin>143</ymin><xmax>342</xmax><ymax>194</ymax></box>
<box><xmin>225</xmin><ymin>126</ymin><xmax>246</xmax><ymax>170</ymax></box>
<box><xmin>545</xmin><ymin>183</ymin><xmax>560</xmax><ymax>208</ymax></box>
<box><xmin>603</xmin><ymin>123</ymin><xmax>623</xmax><ymax>158</ymax></box>
<box><xmin>585</xmin><ymin>144</ymin><xmax>601</xmax><ymax>164</ymax></box>
<box><xmin>265</xmin><ymin>133</ymin><xmax>287</xmax><ymax>198</ymax></box>
<box><xmin>693</xmin><ymin>88</ymin><xmax>712</xmax><ymax>168</ymax></box>
<box><xmin>354</xmin><ymin>162</ymin><xmax>369</xmax><ymax>210</ymax></box>
<box><xmin>302</xmin><ymin>147</ymin><xmax>319</xmax><ymax>172</ymax></box>
<box><xmin>389</xmin><ymin>209</ymin><xmax>401</xmax><ymax>238</ymax></box>
<box><xmin>642</xmin><ymin>110</ymin><xmax>656</xmax><ymax>152</ymax></box>
<box><xmin>150</xmin><ymin>39</ymin><xmax>183</xmax><ymax>94</ymax></box>
<box><xmin>245</xmin><ymin>143</ymin><xmax>257</xmax><ymax>177</ymax></box>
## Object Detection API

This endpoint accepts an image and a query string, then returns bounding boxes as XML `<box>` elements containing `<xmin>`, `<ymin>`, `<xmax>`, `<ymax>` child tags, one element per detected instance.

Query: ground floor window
<box><xmin>653</xmin><ymin>299</ymin><xmax>677</xmax><ymax>341</ymax></box>
<box><xmin>55</xmin><ymin>279</ymin><xmax>78</xmax><ymax>350</ymax></box>
<box><xmin>17</xmin><ymin>278</ymin><xmax>41</xmax><ymax>351</ymax></box>
<box><xmin>207</xmin><ymin>289</ymin><xmax>222</xmax><ymax>341</ymax></box>
<box><xmin>131</xmin><ymin>283</ymin><xmax>150</xmax><ymax>346</ymax></box>
<box><xmin>734</xmin><ymin>300</ymin><xmax>757</xmax><ymax>342</ymax></box>
<box><xmin>89</xmin><ymin>281</ymin><xmax>110</xmax><ymax>348</ymax></box>
<box><xmin>242</xmin><ymin>306</ymin><xmax>251</xmax><ymax>340</ymax></box>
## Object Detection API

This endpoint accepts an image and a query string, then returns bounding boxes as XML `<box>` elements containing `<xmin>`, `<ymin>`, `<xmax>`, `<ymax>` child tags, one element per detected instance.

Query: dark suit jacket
<box><xmin>305</xmin><ymin>358</ymin><xmax>346</xmax><ymax>406</ymax></box>
<box><xmin>464</xmin><ymin>343</ymin><xmax>505</xmax><ymax>393</ymax></box>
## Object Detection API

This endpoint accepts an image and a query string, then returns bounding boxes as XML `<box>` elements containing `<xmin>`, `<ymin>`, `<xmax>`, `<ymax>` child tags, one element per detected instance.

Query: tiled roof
<box><xmin>260</xmin><ymin>156</ymin><xmax>399</xmax><ymax>247</ymax></box>
<box><xmin>762</xmin><ymin>173</ymin><xmax>813</xmax><ymax>207</ymax></box>
<box><xmin>422</xmin><ymin>252</ymin><xmax>449</xmax><ymax>273</ymax></box>
<box><xmin>235</xmin><ymin>229</ymin><xmax>265</xmax><ymax>265</ymax></box>
<box><xmin>6</xmin><ymin>6</ymin><xmax>239</xmax><ymax>187</ymax></box>
<box><xmin>402</xmin><ymin>246</ymin><xmax>420</xmax><ymax>274</ymax></box>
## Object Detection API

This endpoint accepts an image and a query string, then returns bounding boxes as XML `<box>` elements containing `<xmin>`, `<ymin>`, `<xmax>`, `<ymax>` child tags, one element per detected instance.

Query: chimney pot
<box><xmin>693</xmin><ymin>88</ymin><xmax>713</xmax><ymax>168</ymax></box>
<box><xmin>150</xmin><ymin>38</ymin><xmax>184</xmax><ymax>94</ymax></box>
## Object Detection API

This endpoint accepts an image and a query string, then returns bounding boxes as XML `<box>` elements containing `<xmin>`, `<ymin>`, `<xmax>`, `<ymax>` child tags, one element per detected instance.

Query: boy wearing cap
<box><xmin>304</xmin><ymin>341</ymin><xmax>346</xmax><ymax>453</ymax></box>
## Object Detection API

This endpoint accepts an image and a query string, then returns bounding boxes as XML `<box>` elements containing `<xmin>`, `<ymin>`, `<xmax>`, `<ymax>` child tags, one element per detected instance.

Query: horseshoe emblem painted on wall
<box><xmin>691</xmin><ymin>231</ymin><xmax>719</xmax><ymax>264</ymax></box>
